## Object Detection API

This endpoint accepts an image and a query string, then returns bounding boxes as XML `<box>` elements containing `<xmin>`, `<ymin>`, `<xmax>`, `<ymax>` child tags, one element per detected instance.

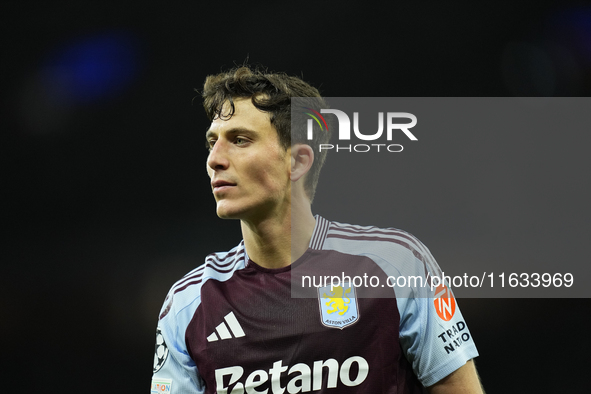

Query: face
<box><xmin>206</xmin><ymin>98</ymin><xmax>291</xmax><ymax>221</ymax></box>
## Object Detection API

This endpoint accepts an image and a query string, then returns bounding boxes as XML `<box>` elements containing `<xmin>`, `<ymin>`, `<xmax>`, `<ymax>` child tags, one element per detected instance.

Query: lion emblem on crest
<box><xmin>323</xmin><ymin>286</ymin><xmax>351</xmax><ymax>315</ymax></box>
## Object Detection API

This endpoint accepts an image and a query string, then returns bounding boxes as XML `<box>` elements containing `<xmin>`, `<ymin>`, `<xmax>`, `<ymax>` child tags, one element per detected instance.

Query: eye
<box><xmin>235</xmin><ymin>137</ymin><xmax>249</xmax><ymax>146</ymax></box>
<box><xmin>206</xmin><ymin>139</ymin><xmax>216</xmax><ymax>150</ymax></box>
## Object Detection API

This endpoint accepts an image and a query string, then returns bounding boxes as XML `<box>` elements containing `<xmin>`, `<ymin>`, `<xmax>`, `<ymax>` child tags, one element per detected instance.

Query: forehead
<box><xmin>208</xmin><ymin>98</ymin><xmax>273</xmax><ymax>134</ymax></box>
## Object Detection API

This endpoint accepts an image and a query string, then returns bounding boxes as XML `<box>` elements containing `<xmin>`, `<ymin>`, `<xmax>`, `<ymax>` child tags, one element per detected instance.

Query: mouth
<box><xmin>211</xmin><ymin>180</ymin><xmax>236</xmax><ymax>193</ymax></box>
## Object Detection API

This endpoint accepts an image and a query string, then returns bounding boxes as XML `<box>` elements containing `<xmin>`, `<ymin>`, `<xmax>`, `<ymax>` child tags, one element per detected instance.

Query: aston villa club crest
<box><xmin>318</xmin><ymin>283</ymin><xmax>360</xmax><ymax>329</ymax></box>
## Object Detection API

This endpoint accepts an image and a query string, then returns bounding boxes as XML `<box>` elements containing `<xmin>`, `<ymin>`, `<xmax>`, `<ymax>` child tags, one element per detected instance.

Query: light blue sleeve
<box><xmin>362</xmin><ymin>239</ymin><xmax>480</xmax><ymax>387</ymax></box>
<box><xmin>150</xmin><ymin>292</ymin><xmax>205</xmax><ymax>394</ymax></box>
<box><xmin>397</xmin><ymin>275</ymin><xmax>479</xmax><ymax>387</ymax></box>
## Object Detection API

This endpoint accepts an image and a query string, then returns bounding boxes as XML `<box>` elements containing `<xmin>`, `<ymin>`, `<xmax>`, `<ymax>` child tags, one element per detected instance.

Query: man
<box><xmin>151</xmin><ymin>66</ymin><xmax>484</xmax><ymax>393</ymax></box>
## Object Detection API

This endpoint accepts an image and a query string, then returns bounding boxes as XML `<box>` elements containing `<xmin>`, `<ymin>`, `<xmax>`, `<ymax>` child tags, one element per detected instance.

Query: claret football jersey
<box><xmin>151</xmin><ymin>216</ymin><xmax>478</xmax><ymax>394</ymax></box>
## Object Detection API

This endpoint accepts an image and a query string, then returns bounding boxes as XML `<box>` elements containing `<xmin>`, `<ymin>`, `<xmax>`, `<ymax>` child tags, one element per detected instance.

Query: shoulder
<box><xmin>322</xmin><ymin>219</ymin><xmax>440</xmax><ymax>274</ymax></box>
<box><xmin>326</xmin><ymin>219</ymin><xmax>427</xmax><ymax>252</ymax></box>
<box><xmin>173</xmin><ymin>241</ymin><xmax>248</xmax><ymax>295</ymax></box>
<box><xmin>158</xmin><ymin>241</ymin><xmax>247</xmax><ymax>323</ymax></box>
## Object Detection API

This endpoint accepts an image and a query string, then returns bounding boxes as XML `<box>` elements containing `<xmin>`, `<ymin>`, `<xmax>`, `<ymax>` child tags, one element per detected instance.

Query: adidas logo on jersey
<box><xmin>215</xmin><ymin>356</ymin><xmax>369</xmax><ymax>393</ymax></box>
<box><xmin>207</xmin><ymin>311</ymin><xmax>245</xmax><ymax>342</ymax></box>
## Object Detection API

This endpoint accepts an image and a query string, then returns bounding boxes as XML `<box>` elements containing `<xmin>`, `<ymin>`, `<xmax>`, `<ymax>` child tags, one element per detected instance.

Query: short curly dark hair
<box><xmin>201</xmin><ymin>65</ymin><xmax>330</xmax><ymax>202</ymax></box>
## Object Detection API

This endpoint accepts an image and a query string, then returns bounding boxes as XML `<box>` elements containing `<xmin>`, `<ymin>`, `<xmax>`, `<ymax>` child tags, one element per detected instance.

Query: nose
<box><xmin>206</xmin><ymin>139</ymin><xmax>230</xmax><ymax>172</ymax></box>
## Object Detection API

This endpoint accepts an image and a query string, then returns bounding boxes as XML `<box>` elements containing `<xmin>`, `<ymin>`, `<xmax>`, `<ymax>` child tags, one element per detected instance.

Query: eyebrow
<box><xmin>205</xmin><ymin>127</ymin><xmax>257</xmax><ymax>140</ymax></box>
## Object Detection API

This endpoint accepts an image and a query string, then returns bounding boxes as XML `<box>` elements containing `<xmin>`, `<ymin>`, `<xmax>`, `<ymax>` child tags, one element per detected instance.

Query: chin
<box><xmin>216</xmin><ymin>211</ymin><xmax>239</xmax><ymax>220</ymax></box>
<box><xmin>215</xmin><ymin>208</ymin><xmax>238</xmax><ymax>220</ymax></box>
<box><xmin>215</xmin><ymin>198</ymin><xmax>279</xmax><ymax>222</ymax></box>
<box><xmin>215</xmin><ymin>201</ymin><xmax>247</xmax><ymax>220</ymax></box>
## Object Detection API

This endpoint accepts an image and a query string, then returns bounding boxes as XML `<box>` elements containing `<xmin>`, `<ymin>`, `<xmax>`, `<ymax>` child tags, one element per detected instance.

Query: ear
<box><xmin>290</xmin><ymin>144</ymin><xmax>314</xmax><ymax>182</ymax></box>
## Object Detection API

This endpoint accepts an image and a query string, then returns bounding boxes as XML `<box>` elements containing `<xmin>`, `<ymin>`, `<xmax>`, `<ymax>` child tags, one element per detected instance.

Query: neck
<box><xmin>240</xmin><ymin>198</ymin><xmax>316</xmax><ymax>270</ymax></box>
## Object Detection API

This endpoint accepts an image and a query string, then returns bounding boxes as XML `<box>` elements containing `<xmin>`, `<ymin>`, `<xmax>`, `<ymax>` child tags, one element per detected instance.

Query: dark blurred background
<box><xmin>2</xmin><ymin>1</ymin><xmax>590</xmax><ymax>392</ymax></box>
